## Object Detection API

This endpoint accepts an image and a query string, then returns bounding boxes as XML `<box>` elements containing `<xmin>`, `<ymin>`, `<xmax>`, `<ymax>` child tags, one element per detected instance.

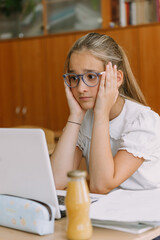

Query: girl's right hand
<box><xmin>64</xmin><ymin>83</ymin><xmax>86</xmax><ymax>122</ymax></box>
<box><xmin>94</xmin><ymin>62</ymin><xmax>119</xmax><ymax>117</ymax></box>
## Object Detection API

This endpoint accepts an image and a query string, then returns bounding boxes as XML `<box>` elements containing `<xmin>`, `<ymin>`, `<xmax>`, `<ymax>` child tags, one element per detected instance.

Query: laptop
<box><xmin>0</xmin><ymin>128</ymin><xmax>62</xmax><ymax>219</ymax></box>
<box><xmin>0</xmin><ymin>128</ymin><xmax>103</xmax><ymax>219</ymax></box>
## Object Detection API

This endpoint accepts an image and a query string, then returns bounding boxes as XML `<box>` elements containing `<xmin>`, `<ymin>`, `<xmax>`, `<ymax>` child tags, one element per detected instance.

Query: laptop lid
<box><xmin>0</xmin><ymin>128</ymin><xmax>61</xmax><ymax>219</ymax></box>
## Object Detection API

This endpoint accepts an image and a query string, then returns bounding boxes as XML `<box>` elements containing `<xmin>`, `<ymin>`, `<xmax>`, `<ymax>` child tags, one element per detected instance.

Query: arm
<box><xmin>89</xmin><ymin>63</ymin><xmax>144</xmax><ymax>194</ymax></box>
<box><xmin>51</xmin><ymin>84</ymin><xmax>85</xmax><ymax>189</ymax></box>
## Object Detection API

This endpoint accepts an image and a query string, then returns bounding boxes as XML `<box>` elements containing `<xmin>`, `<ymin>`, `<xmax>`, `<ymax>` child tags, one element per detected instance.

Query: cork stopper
<box><xmin>67</xmin><ymin>170</ymin><xmax>87</xmax><ymax>178</ymax></box>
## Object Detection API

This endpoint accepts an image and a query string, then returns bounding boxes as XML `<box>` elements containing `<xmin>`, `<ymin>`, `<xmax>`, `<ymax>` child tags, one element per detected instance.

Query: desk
<box><xmin>0</xmin><ymin>218</ymin><xmax>160</xmax><ymax>240</ymax></box>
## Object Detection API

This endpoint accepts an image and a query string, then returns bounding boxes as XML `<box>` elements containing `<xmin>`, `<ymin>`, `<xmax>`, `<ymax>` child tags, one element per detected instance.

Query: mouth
<box><xmin>79</xmin><ymin>96</ymin><xmax>92</xmax><ymax>101</ymax></box>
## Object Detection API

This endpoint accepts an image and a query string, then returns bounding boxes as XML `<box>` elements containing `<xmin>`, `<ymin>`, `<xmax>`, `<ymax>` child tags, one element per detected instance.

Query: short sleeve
<box><xmin>119</xmin><ymin>110</ymin><xmax>160</xmax><ymax>161</ymax></box>
<box><xmin>76</xmin><ymin>127</ymin><xmax>86</xmax><ymax>155</ymax></box>
<box><xmin>76</xmin><ymin>110</ymin><xmax>93</xmax><ymax>160</ymax></box>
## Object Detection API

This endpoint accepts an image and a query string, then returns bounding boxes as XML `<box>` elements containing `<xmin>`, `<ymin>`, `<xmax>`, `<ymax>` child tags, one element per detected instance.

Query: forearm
<box><xmin>51</xmin><ymin>117</ymin><xmax>81</xmax><ymax>189</ymax></box>
<box><xmin>89</xmin><ymin>114</ymin><xmax>115</xmax><ymax>193</ymax></box>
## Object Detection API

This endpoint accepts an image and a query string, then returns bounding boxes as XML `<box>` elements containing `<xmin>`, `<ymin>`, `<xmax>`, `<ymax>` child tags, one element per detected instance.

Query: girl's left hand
<box><xmin>94</xmin><ymin>62</ymin><xmax>119</xmax><ymax>116</ymax></box>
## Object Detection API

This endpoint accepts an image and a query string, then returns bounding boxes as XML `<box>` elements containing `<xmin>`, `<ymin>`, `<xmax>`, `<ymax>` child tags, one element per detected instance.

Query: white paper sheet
<box><xmin>90</xmin><ymin>188</ymin><xmax>160</xmax><ymax>233</ymax></box>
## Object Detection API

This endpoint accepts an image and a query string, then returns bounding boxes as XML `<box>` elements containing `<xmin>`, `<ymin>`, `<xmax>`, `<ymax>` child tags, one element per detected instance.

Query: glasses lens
<box><xmin>83</xmin><ymin>72</ymin><xmax>98</xmax><ymax>86</ymax></box>
<box><xmin>65</xmin><ymin>74</ymin><xmax>78</xmax><ymax>87</ymax></box>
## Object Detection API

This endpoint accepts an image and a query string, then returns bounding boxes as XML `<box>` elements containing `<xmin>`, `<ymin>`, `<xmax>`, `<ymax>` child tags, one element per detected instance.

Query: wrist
<box><xmin>68</xmin><ymin>113</ymin><xmax>85</xmax><ymax>124</ymax></box>
<box><xmin>67</xmin><ymin>120</ymin><xmax>81</xmax><ymax>126</ymax></box>
<box><xmin>94</xmin><ymin>112</ymin><xmax>110</xmax><ymax>124</ymax></box>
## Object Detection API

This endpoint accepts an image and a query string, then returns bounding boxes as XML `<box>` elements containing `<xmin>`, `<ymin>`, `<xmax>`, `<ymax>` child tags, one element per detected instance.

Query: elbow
<box><xmin>54</xmin><ymin>177</ymin><xmax>67</xmax><ymax>190</ymax></box>
<box><xmin>89</xmin><ymin>179</ymin><xmax>117</xmax><ymax>194</ymax></box>
<box><xmin>55</xmin><ymin>182</ymin><xmax>67</xmax><ymax>190</ymax></box>
<box><xmin>89</xmin><ymin>183</ymin><xmax>113</xmax><ymax>194</ymax></box>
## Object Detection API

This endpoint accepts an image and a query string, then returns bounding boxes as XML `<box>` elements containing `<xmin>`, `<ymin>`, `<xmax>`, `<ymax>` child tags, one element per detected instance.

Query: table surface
<box><xmin>0</xmin><ymin>218</ymin><xmax>160</xmax><ymax>240</ymax></box>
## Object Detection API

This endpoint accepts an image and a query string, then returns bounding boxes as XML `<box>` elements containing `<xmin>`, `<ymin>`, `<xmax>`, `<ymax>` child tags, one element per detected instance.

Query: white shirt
<box><xmin>77</xmin><ymin>99</ymin><xmax>160</xmax><ymax>190</ymax></box>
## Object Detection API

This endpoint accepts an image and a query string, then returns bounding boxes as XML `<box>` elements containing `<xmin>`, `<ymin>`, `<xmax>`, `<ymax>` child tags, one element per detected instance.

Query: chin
<box><xmin>80</xmin><ymin>103</ymin><xmax>94</xmax><ymax>110</ymax></box>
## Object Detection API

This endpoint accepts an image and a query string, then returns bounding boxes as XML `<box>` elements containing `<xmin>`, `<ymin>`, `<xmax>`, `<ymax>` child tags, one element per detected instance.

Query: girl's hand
<box><xmin>94</xmin><ymin>62</ymin><xmax>119</xmax><ymax>116</ymax></box>
<box><xmin>64</xmin><ymin>83</ymin><xmax>86</xmax><ymax>122</ymax></box>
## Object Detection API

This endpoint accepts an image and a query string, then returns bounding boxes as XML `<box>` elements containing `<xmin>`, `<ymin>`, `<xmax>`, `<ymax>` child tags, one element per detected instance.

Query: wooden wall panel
<box><xmin>18</xmin><ymin>38</ymin><xmax>50</xmax><ymax>128</ymax></box>
<box><xmin>106</xmin><ymin>28</ymin><xmax>140</xmax><ymax>84</ymax></box>
<box><xmin>45</xmin><ymin>34</ymin><xmax>76</xmax><ymax>130</ymax></box>
<box><xmin>138</xmin><ymin>25</ymin><xmax>160</xmax><ymax>113</ymax></box>
<box><xmin>0</xmin><ymin>41</ymin><xmax>22</xmax><ymax>127</ymax></box>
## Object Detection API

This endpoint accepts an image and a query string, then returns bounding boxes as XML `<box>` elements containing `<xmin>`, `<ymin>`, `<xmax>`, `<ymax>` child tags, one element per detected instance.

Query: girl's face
<box><xmin>69</xmin><ymin>51</ymin><xmax>104</xmax><ymax>110</ymax></box>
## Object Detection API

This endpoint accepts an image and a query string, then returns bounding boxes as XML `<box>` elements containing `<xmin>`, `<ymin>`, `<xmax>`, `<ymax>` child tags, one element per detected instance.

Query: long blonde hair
<box><xmin>65</xmin><ymin>32</ymin><xmax>147</xmax><ymax>105</ymax></box>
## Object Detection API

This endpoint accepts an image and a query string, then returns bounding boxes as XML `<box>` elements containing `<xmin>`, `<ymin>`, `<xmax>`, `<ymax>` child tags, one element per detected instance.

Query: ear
<box><xmin>117</xmin><ymin>70</ymin><xmax>123</xmax><ymax>88</ymax></box>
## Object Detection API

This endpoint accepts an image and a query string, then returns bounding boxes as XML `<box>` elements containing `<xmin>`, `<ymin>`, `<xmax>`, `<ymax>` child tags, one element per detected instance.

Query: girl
<box><xmin>51</xmin><ymin>32</ymin><xmax>160</xmax><ymax>194</ymax></box>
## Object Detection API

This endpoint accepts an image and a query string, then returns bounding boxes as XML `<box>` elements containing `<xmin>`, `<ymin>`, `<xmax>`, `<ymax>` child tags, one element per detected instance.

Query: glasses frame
<box><xmin>63</xmin><ymin>71</ymin><xmax>105</xmax><ymax>88</ymax></box>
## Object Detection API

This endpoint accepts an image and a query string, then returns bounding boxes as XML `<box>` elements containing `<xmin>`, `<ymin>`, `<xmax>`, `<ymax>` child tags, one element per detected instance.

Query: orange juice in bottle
<box><xmin>65</xmin><ymin>170</ymin><xmax>92</xmax><ymax>240</ymax></box>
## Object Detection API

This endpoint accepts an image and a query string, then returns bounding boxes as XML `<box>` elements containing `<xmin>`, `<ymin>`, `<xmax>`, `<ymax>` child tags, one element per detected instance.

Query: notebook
<box><xmin>0</xmin><ymin>128</ymin><xmax>63</xmax><ymax>219</ymax></box>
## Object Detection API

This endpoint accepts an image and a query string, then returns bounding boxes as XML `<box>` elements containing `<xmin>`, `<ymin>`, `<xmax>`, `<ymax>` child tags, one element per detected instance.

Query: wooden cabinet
<box><xmin>0</xmin><ymin>37</ymin><xmax>50</xmax><ymax>128</ymax></box>
<box><xmin>0</xmin><ymin>23</ymin><xmax>160</xmax><ymax>131</ymax></box>
<box><xmin>0</xmin><ymin>41</ymin><xmax>21</xmax><ymax>127</ymax></box>
<box><xmin>138</xmin><ymin>24</ymin><xmax>160</xmax><ymax>113</ymax></box>
<box><xmin>18</xmin><ymin>38</ymin><xmax>50</xmax><ymax>128</ymax></box>
<box><xmin>45</xmin><ymin>33</ymin><xmax>76</xmax><ymax>130</ymax></box>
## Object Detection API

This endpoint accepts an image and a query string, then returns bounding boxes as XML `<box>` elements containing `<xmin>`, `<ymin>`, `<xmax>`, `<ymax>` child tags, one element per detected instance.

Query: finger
<box><xmin>64</xmin><ymin>82</ymin><xmax>72</xmax><ymax>98</ymax></box>
<box><xmin>106</xmin><ymin>63</ymin><xmax>111</xmax><ymax>84</ymax></box>
<box><xmin>113</xmin><ymin>65</ymin><xmax>118</xmax><ymax>87</ymax></box>
<box><xmin>100</xmin><ymin>72</ymin><xmax>105</xmax><ymax>88</ymax></box>
<box><xmin>109</xmin><ymin>62</ymin><xmax>114</xmax><ymax>77</ymax></box>
<box><xmin>109</xmin><ymin>62</ymin><xmax>115</xmax><ymax>89</ymax></box>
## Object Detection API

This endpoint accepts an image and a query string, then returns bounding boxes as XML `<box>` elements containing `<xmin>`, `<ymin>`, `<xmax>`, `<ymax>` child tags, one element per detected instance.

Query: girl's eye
<box><xmin>69</xmin><ymin>75</ymin><xmax>78</xmax><ymax>81</ymax></box>
<box><xmin>88</xmin><ymin>74</ymin><xmax>95</xmax><ymax>79</ymax></box>
<box><xmin>86</xmin><ymin>73</ymin><xmax>97</xmax><ymax>81</ymax></box>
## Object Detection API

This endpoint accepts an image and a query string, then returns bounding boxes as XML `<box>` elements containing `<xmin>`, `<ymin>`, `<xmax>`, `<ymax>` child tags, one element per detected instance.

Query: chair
<box><xmin>14</xmin><ymin>125</ymin><xmax>56</xmax><ymax>155</ymax></box>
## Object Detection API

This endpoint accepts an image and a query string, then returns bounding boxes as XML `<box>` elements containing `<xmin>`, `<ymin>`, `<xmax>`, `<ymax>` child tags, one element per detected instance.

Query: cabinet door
<box><xmin>138</xmin><ymin>25</ymin><xmax>160</xmax><ymax>114</ymax></box>
<box><xmin>46</xmin><ymin>34</ymin><xmax>76</xmax><ymax>130</ymax></box>
<box><xmin>18</xmin><ymin>38</ymin><xmax>50</xmax><ymax>128</ymax></box>
<box><xmin>0</xmin><ymin>41</ymin><xmax>22</xmax><ymax>127</ymax></box>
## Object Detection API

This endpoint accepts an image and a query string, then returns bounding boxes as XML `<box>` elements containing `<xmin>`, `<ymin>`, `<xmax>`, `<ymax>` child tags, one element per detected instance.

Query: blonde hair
<box><xmin>65</xmin><ymin>32</ymin><xmax>147</xmax><ymax>105</ymax></box>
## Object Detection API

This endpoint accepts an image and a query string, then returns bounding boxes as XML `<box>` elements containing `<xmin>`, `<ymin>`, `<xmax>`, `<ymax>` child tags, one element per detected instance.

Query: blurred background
<box><xmin>0</xmin><ymin>0</ymin><xmax>160</xmax><ymax>132</ymax></box>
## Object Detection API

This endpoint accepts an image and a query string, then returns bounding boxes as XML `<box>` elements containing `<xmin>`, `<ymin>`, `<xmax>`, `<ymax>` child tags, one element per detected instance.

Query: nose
<box><xmin>76</xmin><ymin>76</ymin><xmax>88</xmax><ymax>93</ymax></box>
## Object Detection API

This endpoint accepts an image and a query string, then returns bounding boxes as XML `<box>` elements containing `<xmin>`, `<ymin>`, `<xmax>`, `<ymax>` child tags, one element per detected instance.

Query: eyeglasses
<box><xmin>63</xmin><ymin>71</ymin><xmax>105</xmax><ymax>88</ymax></box>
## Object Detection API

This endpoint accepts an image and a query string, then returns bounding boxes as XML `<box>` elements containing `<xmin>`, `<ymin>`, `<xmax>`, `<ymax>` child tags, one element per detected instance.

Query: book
<box><xmin>111</xmin><ymin>0</ymin><xmax>120</xmax><ymax>26</ymax></box>
<box><xmin>118</xmin><ymin>0</ymin><xmax>159</xmax><ymax>26</ymax></box>
<box><xmin>90</xmin><ymin>188</ymin><xmax>160</xmax><ymax>234</ymax></box>
<box><xmin>156</xmin><ymin>0</ymin><xmax>160</xmax><ymax>21</ymax></box>
<box><xmin>119</xmin><ymin>0</ymin><xmax>127</xmax><ymax>26</ymax></box>
<box><xmin>130</xmin><ymin>1</ymin><xmax>137</xmax><ymax>25</ymax></box>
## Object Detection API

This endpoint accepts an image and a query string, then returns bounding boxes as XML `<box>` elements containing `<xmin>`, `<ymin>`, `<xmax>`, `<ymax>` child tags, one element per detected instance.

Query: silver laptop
<box><xmin>0</xmin><ymin>128</ymin><xmax>62</xmax><ymax>219</ymax></box>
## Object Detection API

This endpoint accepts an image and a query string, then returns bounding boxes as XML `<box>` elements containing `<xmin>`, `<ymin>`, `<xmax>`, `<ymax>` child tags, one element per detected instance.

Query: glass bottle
<box><xmin>65</xmin><ymin>170</ymin><xmax>92</xmax><ymax>240</ymax></box>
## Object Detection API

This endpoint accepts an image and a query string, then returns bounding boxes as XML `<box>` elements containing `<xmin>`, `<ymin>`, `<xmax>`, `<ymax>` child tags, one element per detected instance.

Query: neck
<box><xmin>109</xmin><ymin>95</ymin><xmax>125</xmax><ymax>121</ymax></box>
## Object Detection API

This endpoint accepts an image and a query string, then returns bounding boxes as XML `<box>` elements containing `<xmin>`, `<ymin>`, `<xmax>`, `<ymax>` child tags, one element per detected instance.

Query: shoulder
<box><xmin>124</xmin><ymin>99</ymin><xmax>160</xmax><ymax>132</ymax></box>
<box><xmin>124</xmin><ymin>98</ymin><xmax>150</xmax><ymax>121</ymax></box>
<box><xmin>119</xmin><ymin>99</ymin><xmax>160</xmax><ymax>161</ymax></box>
<box><xmin>109</xmin><ymin>98</ymin><xmax>160</xmax><ymax>139</ymax></box>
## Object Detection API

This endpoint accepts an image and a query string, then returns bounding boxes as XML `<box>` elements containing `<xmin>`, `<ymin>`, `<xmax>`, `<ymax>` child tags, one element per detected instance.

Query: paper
<box><xmin>91</xmin><ymin>220</ymin><xmax>153</xmax><ymax>234</ymax></box>
<box><xmin>90</xmin><ymin>188</ymin><xmax>160</xmax><ymax>233</ymax></box>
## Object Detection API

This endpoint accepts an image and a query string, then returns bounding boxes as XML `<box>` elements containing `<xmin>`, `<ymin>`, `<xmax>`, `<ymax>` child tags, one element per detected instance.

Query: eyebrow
<box><xmin>68</xmin><ymin>69</ymin><xmax>100</xmax><ymax>73</ymax></box>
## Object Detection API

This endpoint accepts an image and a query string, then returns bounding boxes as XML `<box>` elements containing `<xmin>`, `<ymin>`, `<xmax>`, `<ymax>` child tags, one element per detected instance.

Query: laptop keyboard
<box><xmin>57</xmin><ymin>193</ymin><xmax>102</xmax><ymax>218</ymax></box>
<box><xmin>57</xmin><ymin>194</ymin><xmax>99</xmax><ymax>206</ymax></box>
<box><xmin>58</xmin><ymin>195</ymin><xmax>65</xmax><ymax>206</ymax></box>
